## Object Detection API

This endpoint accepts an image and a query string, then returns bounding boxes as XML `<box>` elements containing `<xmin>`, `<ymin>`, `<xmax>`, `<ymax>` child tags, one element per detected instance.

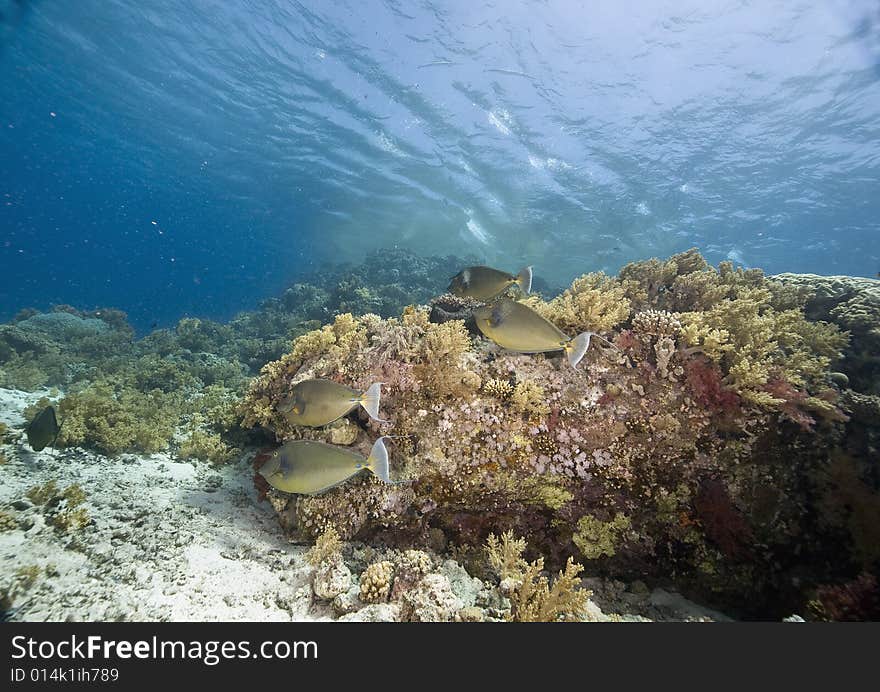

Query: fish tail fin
<box><xmin>358</xmin><ymin>382</ymin><xmax>386</xmax><ymax>422</ymax></box>
<box><xmin>516</xmin><ymin>266</ymin><xmax>533</xmax><ymax>295</ymax></box>
<box><xmin>51</xmin><ymin>417</ymin><xmax>64</xmax><ymax>450</ymax></box>
<box><xmin>566</xmin><ymin>332</ymin><xmax>593</xmax><ymax>368</ymax></box>
<box><xmin>367</xmin><ymin>436</ymin><xmax>391</xmax><ymax>483</ymax></box>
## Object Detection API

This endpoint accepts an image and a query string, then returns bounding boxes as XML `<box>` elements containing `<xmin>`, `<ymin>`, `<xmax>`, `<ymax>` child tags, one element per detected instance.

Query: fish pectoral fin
<box><xmin>50</xmin><ymin>417</ymin><xmax>64</xmax><ymax>450</ymax></box>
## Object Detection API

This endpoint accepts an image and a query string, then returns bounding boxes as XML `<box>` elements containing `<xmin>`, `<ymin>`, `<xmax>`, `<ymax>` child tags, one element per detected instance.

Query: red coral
<box><xmin>763</xmin><ymin>378</ymin><xmax>815</xmax><ymax>431</ymax></box>
<box><xmin>615</xmin><ymin>329</ymin><xmax>640</xmax><ymax>353</ymax></box>
<box><xmin>252</xmin><ymin>447</ymin><xmax>274</xmax><ymax>502</ymax></box>
<box><xmin>684</xmin><ymin>356</ymin><xmax>741</xmax><ymax>413</ymax></box>
<box><xmin>815</xmin><ymin>573</ymin><xmax>880</xmax><ymax>621</ymax></box>
<box><xmin>546</xmin><ymin>405</ymin><xmax>561</xmax><ymax>433</ymax></box>
<box><xmin>693</xmin><ymin>478</ymin><xmax>754</xmax><ymax>560</ymax></box>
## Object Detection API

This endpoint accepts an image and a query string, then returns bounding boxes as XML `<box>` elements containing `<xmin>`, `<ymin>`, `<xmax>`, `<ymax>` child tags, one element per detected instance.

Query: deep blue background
<box><xmin>2</xmin><ymin>1</ymin><xmax>879</xmax><ymax>332</ymax></box>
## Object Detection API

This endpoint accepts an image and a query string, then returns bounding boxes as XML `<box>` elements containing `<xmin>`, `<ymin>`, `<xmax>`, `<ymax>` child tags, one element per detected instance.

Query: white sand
<box><xmin>0</xmin><ymin>387</ymin><xmax>330</xmax><ymax>622</ymax></box>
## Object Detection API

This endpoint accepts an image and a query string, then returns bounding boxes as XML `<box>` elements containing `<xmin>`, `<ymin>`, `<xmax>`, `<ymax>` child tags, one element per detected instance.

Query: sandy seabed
<box><xmin>0</xmin><ymin>387</ymin><xmax>331</xmax><ymax>622</ymax></box>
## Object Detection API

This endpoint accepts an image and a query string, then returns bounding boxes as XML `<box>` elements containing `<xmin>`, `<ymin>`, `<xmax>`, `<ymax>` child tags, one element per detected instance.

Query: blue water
<box><xmin>2</xmin><ymin>0</ymin><xmax>879</xmax><ymax>332</ymax></box>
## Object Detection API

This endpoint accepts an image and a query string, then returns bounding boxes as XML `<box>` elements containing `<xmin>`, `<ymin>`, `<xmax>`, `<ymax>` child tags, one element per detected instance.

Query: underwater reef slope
<box><xmin>0</xmin><ymin>389</ymin><xmax>724</xmax><ymax>623</ymax></box>
<box><xmin>243</xmin><ymin>250</ymin><xmax>880</xmax><ymax>619</ymax></box>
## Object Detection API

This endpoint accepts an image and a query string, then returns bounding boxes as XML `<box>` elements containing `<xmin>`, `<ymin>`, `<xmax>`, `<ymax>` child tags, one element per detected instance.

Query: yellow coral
<box><xmin>360</xmin><ymin>561</ymin><xmax>394</xmax><ymax>603</ymax></box>
<box><xmin>573</xmin><ymin>513</ymin><xmax>631</xmax><ymax>560</ymax></box>
<box><xmin>510</xmin><ymin>380</ymin><xmax>550</xmax><ymax>417</ymax></box>
<box><xmin>179</xmin><ymin>428</ymin><xmax>236</xmax><ymax>464</ymax></box>
<box><xmin>529</xmin><ymin>272</ymin><xmax>632</xmax><ymax>334</ymax></box>
<box><xmin>512</xmin><ymin>557</ymin><xmax>591</xmax><ymax>622</ymax></box>
<box><xmin>26</xmin><ymin>480</ymin><xmax>59</xmax><ymax>505</ymax></box>
<box><xmin>483</xmin><ymin>378</ymin><xmax>514</xmax><ymax>400</ymax></box>
<box><xmin>0</xmin><ymin>510</ymin><xmax>17</xmax><ymax>532</ymax></box>
<box><xmin>414</xmin><ymin>321</ymin><xmax>474</xmax><ymax>397</ymax></box>
<box><xmin>306</xmin><ymin>526</ymin><xmax>343</xmax><ymax>567</ymax></box>
<box><xmin>486</xmin><ymin>530</ymin><xmax>527</xmax><ymax>580</ymax></box>
<box><xmin>57</xmin><ymin>381</ymin><xmax>181</xmax><ymax>454</ymax></box>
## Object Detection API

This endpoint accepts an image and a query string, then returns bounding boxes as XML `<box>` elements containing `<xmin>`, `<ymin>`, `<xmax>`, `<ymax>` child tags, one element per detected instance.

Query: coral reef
<box><xmin>810</xmin><ymin>573</ymin><xmax>880</xmax><ymax>622</ymax></box>
<box><xmin>774</xmin><ymin>273</ymin><xmax>879</xmax><ymax>394</ymax></box>
<box><xmin>1</xmin><ymin>249</ymin><xmax>478</xmax><ymax>456</ymax></box>
<box><xmin>243</xmin><ymin>249</ymin><xmax>874</xmax><ymax>617</ymax></box>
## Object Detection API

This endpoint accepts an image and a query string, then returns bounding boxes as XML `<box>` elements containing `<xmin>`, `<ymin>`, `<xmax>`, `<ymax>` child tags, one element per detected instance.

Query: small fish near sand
<box><xmin>448</xmin><ymin>265</ymin><xmax>532</xmax><ymax>301</ymax></box>
<box><xmin>258</xmin><ymin>437</ymin><xmax>394</xmax><ymax>495</ymax></box>
<box><xmin>279</xmin><ymin>379</ymin><xmax>385</xmax><ymax>427</ymax></box>
<box><xmin>25</xmin><ymin>405</ymin><xmax>62</xmax><ymax>451</ymax></box>
<box><xmin>473</xmin><ymin>297</ymin><xmax>594</xmax><ymax>367</ymax></box>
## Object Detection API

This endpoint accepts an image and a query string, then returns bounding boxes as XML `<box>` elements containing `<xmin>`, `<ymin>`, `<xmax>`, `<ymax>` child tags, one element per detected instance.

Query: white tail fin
<box><xmin>368</xmin><ymin>437</ymin><xmax>391</xmax><ymax>483</ymax></box>
<box><xmin>516</xmin><ymin>266</ymin><xmax>533</xmax><ymax>295</ymax></box>
<box><xmin>566</xmin><ymin>332</ymin><xmax>593</xmax><ymax>368</ymax></box>
<box><xmin>358</xmin><ymin>382</ymin><xmax>386</xmax><ymax>422</ymax></box>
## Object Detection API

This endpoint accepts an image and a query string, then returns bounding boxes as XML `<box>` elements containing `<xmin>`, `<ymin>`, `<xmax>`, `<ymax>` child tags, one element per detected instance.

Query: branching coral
<box><xmin>179</xmin><ymin>427</ymin><xmax>236</xmax><ymax>464</ymax></box>
<box><xmin>486</xmin><ymin>531</ymin><xmax>528</xmax><ymax>581</ymax></box>
<box><xmin>483</xmin><ymin>378</ymin><xmax>514</xmax><ymax>400</ymax></box>
<box><xmin>511</xmin><ymin>557</ymin><xmax>590</xmax><ymax>622</ymax></box>
<box><xmin>0</xmin><ymin>510</ymin><xmax>17</xmax><ymax>532</ymax></box>
<box><xmin>528</xmin><ymin>272</ymin><xmax>632</xmax><ymax>334</ymax></box>
<box><xmin>360</xmin><ymin>561</ymin><xmax>395</xmax><ymax>603</ymax></box>
<box><xmin>25</xmin><ymin>482</ymin><xmax>91</xmax><ymax>533</ymax></box>
<box><xmin>306</xmin><ymin>527</ymin><xmax>343</xmax><ymax>567</ymax></box>
<box><xmin>57</xmin><ymin>382</ymin><xmax>181</xmax><ymax>454</ymax></box>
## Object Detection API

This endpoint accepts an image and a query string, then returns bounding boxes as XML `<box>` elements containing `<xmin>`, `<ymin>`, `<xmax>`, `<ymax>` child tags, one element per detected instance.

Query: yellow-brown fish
<box><xmin>473</xmin><ymin>297</ymin><xmax>593</xmax><ymax>367</ymax></box>
<box><xmin>448</xmin><ymin>265</ymin><xmax>532</xmax><ymax>301</ymax></box>
<box><xmin>258</xmin><ymin>437</ymin><xmax>392</xmax><ymax>495</ymax></box>
<box><xmin>26</xmin><ymin>405</ymin><xmax>62</xmax><ymax>451</ymax></box>
<box><xmin>279</xmin><ymin>379</ymin><xmax>384</xmax><ymax>427</ymax></box>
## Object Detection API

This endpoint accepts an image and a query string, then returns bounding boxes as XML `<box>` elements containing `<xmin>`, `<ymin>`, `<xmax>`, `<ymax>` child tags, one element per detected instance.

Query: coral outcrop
<box><xmin>242</xmin><ymin>249</ymin><xmax>874</xmax><ymax>617</ymax></box>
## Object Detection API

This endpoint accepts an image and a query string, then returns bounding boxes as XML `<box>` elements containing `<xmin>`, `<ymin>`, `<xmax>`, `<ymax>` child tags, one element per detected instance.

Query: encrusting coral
<box><xmin>242</xmin><ymin>249</ymin><xmax>873</xmax><ymax>617</ymax></box>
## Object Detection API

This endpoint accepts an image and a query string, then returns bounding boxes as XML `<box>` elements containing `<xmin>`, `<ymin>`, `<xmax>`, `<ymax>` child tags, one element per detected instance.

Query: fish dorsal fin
<box><xmin>489</xmin><ymin>298</ymin><xmax>517</xmax><ymax>327</ymax></box>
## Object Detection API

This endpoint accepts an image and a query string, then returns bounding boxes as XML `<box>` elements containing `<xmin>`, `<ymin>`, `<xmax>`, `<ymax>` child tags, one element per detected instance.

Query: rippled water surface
<box><xmin>1</xmin><ymin>1</ymin><xmax>879</xmax><ymax>329</ymax></box>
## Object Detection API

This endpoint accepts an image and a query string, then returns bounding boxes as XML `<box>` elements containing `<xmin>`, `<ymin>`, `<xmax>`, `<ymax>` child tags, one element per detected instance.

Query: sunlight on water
<box><xmin>1</xmin><ymin>0</ymin><xmax>878</xmax><ymax>326</ymax></box>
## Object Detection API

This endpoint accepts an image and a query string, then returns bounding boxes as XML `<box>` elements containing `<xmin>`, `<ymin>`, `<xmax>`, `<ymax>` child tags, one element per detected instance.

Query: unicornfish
<box><xmin>25</xmin><ymin>405</ymin><xmax>62</xmax><ymax>451</ymax></box>
<box><xmin>258</xmin><ymin>437</ymin><xmax>394</xmax><ymax>495</ymax></box>
<box><xmin>473</xmin><ymin>297</ymin><xmax>594</xmax><ymax>368</ymax></box>
<box><xmin>278</xmin><ymin>379</ymin><xmax>385</xmax><ymax>427</ymax></box>
<box><xmin>448</xmin><ymin>265</ymin><xmax>532</xmax><ymax>302</ymax></box>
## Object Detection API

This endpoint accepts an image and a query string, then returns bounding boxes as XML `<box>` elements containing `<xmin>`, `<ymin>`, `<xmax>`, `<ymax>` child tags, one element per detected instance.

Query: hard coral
<box><xmin>360</xmin><ymin>561</ymin><xmax>395</xmax><ymax>604</ymax></box>
<box><xmin>528</xmin><ymin>271</ymin><xmax>632</xmax><ymax>334</ymax></box>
